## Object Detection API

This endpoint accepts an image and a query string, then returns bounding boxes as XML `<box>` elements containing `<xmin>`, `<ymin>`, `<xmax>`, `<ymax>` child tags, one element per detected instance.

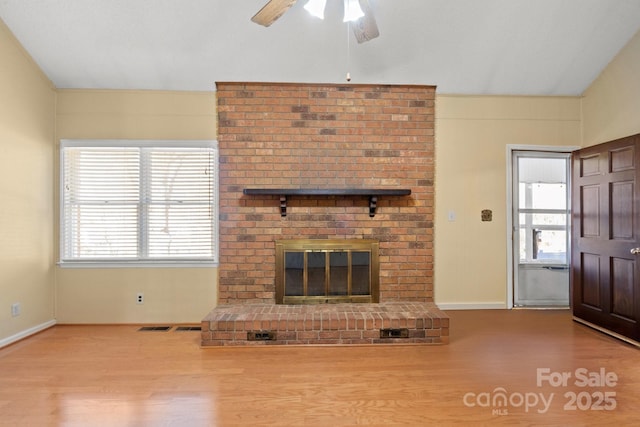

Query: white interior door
<box><xmin>512</xmin><ymin>151</ymin><xmax>570</xmax><ymax>307</ymax></box>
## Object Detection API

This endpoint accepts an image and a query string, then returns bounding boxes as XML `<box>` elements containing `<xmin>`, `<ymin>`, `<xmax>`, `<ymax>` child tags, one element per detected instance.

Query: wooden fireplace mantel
<box><xmin>242</xmin><ymin>188</ymin><xmax>412</xmax><ymax>217</ymax></box>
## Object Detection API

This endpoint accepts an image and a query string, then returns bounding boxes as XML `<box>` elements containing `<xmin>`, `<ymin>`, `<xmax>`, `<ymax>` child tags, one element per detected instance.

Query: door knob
<box><xmin>631</xmin><ymin>248</ymin><xmax>640</xmax><ymax>254</ymax></box>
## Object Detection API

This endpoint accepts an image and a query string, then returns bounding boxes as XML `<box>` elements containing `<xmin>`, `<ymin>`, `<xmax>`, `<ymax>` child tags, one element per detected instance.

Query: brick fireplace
<box><xmin>201</xmin><ymin>82</ymin><xmax>448</xmax><ymax>346</ymax></box>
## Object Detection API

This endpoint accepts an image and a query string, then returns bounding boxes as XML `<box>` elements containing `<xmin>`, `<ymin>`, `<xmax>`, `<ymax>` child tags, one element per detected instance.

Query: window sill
<box><xmin>57</xmin><ymin>260</ymin><xmax>218</xmax><ymax>269</ymax></box>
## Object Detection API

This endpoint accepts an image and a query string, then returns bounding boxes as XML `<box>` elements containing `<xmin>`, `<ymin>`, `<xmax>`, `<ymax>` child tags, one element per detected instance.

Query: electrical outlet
<box><xmin>136</xmin><ymin>293</ymin><xmax>144</xmax><ymax>304</ymax></box>
<box><xmin>11</xmin><ymin>303</ymin><xmax>21</xmax><ymax>317</ymax></box>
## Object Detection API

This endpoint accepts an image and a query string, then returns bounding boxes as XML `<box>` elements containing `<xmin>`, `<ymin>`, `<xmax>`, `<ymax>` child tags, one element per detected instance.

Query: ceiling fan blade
<box><xmin>353</xmin><ymin>0</ymin><xmax>380</xmax><ymax>43</ymax></box>
<box><xmin>251</xmin><ymin>0</ymin><xmax>298</xmax><ymax>27</ymax></box>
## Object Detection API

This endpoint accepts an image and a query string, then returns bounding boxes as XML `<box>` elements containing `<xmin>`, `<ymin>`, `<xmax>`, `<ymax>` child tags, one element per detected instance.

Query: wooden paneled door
<box><xmin>572</xmin><ymin>134</ymin><xmax>640</xmax><ymax>342</ymax></box>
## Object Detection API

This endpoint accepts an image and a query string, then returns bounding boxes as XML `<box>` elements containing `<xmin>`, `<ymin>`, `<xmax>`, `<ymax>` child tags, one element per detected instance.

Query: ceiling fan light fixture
<box><xmin>304</xmin><ymin>0</ymin><xmax>327</xmax><ymax>19</ymax></box>
<box><xmin>343</xmin><ymin>0</ymin><xmax>364</xmax><ymax>22</ymax></box>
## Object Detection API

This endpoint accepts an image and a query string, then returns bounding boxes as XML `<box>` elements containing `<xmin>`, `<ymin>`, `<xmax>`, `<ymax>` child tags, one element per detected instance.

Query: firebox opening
<box><xmin>275</xmin><ymin>239</ymin><xmax>379</xmax><ymax>304</ymax></box>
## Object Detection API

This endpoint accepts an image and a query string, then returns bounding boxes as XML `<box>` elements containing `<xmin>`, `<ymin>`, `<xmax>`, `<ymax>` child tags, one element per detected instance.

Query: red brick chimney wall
<box><xmin>216</xmin><ymin>82</ymin><xmax>435</xmax><ymax>304</ymax></box>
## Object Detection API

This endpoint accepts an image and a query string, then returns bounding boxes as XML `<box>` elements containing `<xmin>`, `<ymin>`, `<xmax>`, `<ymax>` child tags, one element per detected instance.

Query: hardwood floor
<box><xmin>0</xmin><ymin>309</ymin><xmax>638</xmax><ymax>426</ymax></box>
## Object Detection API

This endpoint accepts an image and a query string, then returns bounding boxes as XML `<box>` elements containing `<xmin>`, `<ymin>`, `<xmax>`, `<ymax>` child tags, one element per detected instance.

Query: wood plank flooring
<box><xmin>0</xmin><ymin>309</ymin><xmax>638</xmax><ymax>426</ymax></box>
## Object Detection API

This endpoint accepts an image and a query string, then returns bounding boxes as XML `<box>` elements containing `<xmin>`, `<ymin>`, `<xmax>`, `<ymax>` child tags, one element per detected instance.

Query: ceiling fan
<box><xmin>251</xmin><ymin>0</ymin><xmax>380</xmax><ymax>43</ymax></box>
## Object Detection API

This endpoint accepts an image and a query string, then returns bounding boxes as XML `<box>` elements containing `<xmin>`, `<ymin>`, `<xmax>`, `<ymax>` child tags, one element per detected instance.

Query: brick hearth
<box><xmin>202</xmin><ymin>302</ymin><xmax>449</xmax><ymax>346</ymax></box>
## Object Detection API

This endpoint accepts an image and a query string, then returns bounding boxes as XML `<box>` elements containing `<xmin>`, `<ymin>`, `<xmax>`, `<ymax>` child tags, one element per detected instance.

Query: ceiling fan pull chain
<box><xmin>346</xmin><ymin>20</ymin><xmax>352</xmax><ymax>81</ymax></box>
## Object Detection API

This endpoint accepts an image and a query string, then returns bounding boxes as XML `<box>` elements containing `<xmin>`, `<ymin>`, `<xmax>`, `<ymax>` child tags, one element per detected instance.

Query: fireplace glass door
<box><xmin>276</xmin><ymin>239</ymin><xmax>379</xmax><ymax>304</ymax></box>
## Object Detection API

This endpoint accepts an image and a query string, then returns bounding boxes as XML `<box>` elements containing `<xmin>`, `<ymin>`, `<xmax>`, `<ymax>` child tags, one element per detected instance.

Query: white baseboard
<box><xmin>437</xmin><ymin>302</ymin><xmax>507</xmax><ymax>310</ymax></box>
<box><xmin>0</xmin><ymin>319</ymin><xmax>56</xmax><ymax>349</ymax></box>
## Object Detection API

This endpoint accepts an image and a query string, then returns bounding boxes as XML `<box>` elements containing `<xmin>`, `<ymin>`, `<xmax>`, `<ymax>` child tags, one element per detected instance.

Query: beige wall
<box><xmin>582</xmin><ymin>29</ymin><xmax>640</xmax><ymax>146</ymax></box>
<box><xmin>0</xmin><ymin>20</ymin><xmax>55</xmax><ymax>344</ymax></box>
<box><xmin>55</xmin><ymin>90</ymin><xmax>218</xmax><ymax>323</ymax></box>
<box><xmin>53</xmin><ymin>91</ymin><xmax>584</xmax><ymax>316</ymax></box>
<box><xmin>434</xmin><ymin>96</ymin><xmax>581</xmax><ymax>308</ymax></box>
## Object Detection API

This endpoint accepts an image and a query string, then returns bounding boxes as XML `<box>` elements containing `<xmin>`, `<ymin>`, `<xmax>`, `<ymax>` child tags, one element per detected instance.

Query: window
<box><xmin>515</xmin><ymin>154</ymin><xmax>569</xmax><ymax>264</ymax></box>
<box><xmin>60</xmin><ymin>140</ymin><xmax>218</xmax><ymax>266</ymax></box>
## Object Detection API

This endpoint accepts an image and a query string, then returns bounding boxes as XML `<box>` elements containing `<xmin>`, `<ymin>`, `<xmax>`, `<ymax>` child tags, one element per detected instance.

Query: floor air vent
<box><xmin>138</xmin><ymin>326</ymin><xmax>172</xmax><ymax>332</ymax></box>
<box><xmin>247</xmin><ymin>331</ymin><xmax>276</xmax><ymax>341</ymax></box>
<box><xmin>175</xmin><ymin>326</ymin><xmax>202</xmax><ymax>332</ymax></box>
<box><xmin>380</xmin><ymin>328</ymin><xmax>410</xmax><ymax>338</ymax></box>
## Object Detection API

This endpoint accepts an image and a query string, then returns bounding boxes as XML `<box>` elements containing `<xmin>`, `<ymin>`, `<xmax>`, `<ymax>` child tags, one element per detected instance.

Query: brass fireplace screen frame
<box><xmin>275</xmin><ymin>239</ymin><xmax>380</xmax><ymax>304</ymax></box>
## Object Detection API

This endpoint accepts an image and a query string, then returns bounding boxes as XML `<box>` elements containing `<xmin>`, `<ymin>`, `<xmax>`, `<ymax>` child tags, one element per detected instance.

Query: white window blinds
<box><xmin>60</xmin><ymin>140</ymin><xmax>218</xmax><ymax>265</ymax></box>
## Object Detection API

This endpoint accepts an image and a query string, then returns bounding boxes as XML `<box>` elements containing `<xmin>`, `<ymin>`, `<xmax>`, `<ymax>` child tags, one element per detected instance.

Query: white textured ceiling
<box><xmin>1</xmin><ymin>0</ymin><xmax>640</xmax><ymax>95</ymax></box>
